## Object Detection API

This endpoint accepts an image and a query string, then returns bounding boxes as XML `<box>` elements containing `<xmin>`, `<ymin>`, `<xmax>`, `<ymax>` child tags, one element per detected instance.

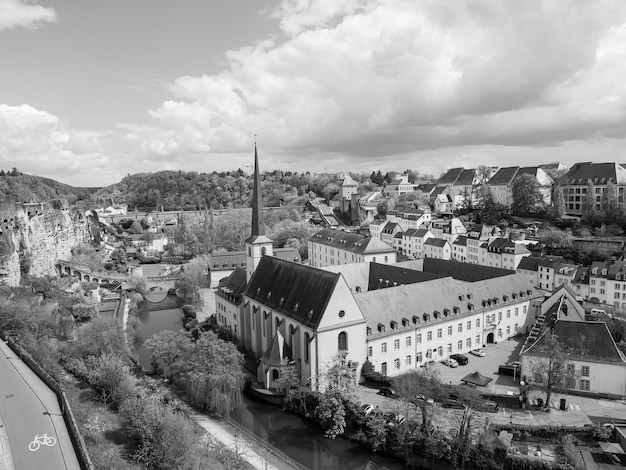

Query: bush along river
<box><xmin>135</xmin><ymin>293</ymin><xmax>406</xmax><ymax>470</ymax></box>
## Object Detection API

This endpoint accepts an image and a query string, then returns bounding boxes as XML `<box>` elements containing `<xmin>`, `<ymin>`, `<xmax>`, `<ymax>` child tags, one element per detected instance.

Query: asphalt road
<box><xmin>0</xmin><ymin>340</ymin><xmax>80</xmax><ymax>470</ymax></box>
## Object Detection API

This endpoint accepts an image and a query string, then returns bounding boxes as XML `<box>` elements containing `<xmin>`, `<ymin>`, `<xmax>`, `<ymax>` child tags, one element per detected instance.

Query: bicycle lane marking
<box><xmin>28</xmin><ymin>433</ymin><xmax>57</xmax><ymax>452</ymax></box>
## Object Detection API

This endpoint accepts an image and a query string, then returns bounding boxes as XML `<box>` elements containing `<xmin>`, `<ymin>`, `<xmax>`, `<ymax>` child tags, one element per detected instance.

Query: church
<box><xmin>216</xmin><ymin>147</ymin><xmax>541</xmax><ymax>392</ymax></box>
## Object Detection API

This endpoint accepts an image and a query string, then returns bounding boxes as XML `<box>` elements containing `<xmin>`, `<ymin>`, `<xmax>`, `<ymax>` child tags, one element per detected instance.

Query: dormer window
<box><xmin>512</xmin><ymin>293</ymin><xmax>518</xmax><ymax>299</ymax></box>
<box><xmin>592</xmin><ymin>268</ymin><xmax>598</xmax><ymax>275</ymax></box>
<box><xmin>413</xmin><ymin>315</ymin><xmax>420</xmax><ymax>324</ymax></box>
<box><xmin>453</xmin><ymin>306</ymin><xmax>460</xmax><ymax>314</ymax></box>
<box><xmin>402</xmin><ymin>318</ymin><xmax>409</xmax><ymax>327</ymax></box>
<box><xmin>603</xmin><ymin>269</ymin><xmax>608</xmax><ymax>276</ymax></box>
<box><xmin>503</xmin><ymin>295</ymin><xmax>509</xmax><ymax>301</ymax></box>
<box><xmin>468</xmin><ymin>303</ymin><xmax>474</xmax><ymax>311</ymax></box>
<box><xmin>366</xmin><ymin>327</ymin><xmax>372</xmax><ymax>335</ymax></box>
<box><xmin>467</xmin><ymin>293</ymin><xmax>473</xmax><ymax>300</ymax></box>
<box><xmin>378</xmin><ymin>323</ymin><xmax>385</xmax><ymax>333</ymax></box>
<box><xmin>390</xmin><ymin>320</ymin><xmax>398</xmax><ymax>329</ymax></box>
<box><xmin>458</xmin><ymin>295</ymin><xmax>465</xmax><ymax>301</ymax></box>
<box><xmin>443</xmin><ymin>308</ymin><xmax>450</xmax><ymax>316</ymax></box>
<box><xmin>423</xmin><ymin>313</ymin><xmax>430</xmax><ymax>321</ymax></box>
<box><xmin>617</xmin><ymin>274</ymin><xmax>622</xmax><ymax>281</ymax></box>
<box><xmin>433</xmin><ymin>311</ymin><xmax>440</xmax><ymax>319</ymax></box>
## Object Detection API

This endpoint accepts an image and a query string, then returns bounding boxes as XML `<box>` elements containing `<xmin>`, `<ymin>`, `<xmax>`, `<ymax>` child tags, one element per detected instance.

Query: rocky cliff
<box><xmin>0</xmin><ymin>203</ymin><xmax>91</xmax><ymax>286</ymax></box>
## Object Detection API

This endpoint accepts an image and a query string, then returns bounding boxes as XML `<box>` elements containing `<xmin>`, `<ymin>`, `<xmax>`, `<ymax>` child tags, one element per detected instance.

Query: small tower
<box><xmin>246</xmin><ymin>144</ymin><xmax>273</xmax><ymax>282</ymax></box>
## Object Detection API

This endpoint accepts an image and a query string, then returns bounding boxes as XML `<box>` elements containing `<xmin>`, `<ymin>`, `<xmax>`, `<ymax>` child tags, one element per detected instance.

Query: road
<box><xmin>0</xmin><ymin>339</ymin><xmax>80</xmax><ymax>470</ymax></box>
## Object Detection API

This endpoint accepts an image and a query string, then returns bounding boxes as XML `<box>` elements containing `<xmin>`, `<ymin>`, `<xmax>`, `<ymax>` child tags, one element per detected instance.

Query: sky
<box><xmin>1</xmin><ymin>0</ymin><xmax>626</xmax><ymax>187</ymax></box>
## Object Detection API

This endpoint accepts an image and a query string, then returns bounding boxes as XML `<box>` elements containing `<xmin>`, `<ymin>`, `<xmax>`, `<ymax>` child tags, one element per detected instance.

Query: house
<box><xmin>429</xmin><ymin>218</ymin><xmax>467</xmax><ymax>245</ymax></box>
<box><xmin>437</xmin><ymin>167</ymin><xmax>498</xmax><ymax>208</ymax></box>
<box><xmin>433</xmin><ymin>193</ymin><xmax>454</xmax><ymax>214</ymax></box>
<box><xmin>516</xmin><ymin>256</ymin><xmax>565</xmax><ymax>291</ymax></box>
<box><xmin>385</xmin><ymin>206</ymin><xmax>432</xmax><ymax>232</ymax></box>
<box><xmin>338</xmin><ymin>174</ymin><xmax>359</xmax><ymax>219</ymax></box>
<box><xmin>351</xmin><ymin>191</ymin><xmax>383</xmax><ymax>226</ymax></box>
<box><xmin>521</xmin><ymin>285</ymin><xmax>626</xmax><ymax>398</ymax></box>
<box><xmin>424</xmin><ymin>238</ymin><xmax>451</xmax><ymax>260</ymax></box>
<box><xmin>479</xmin><ymin>237</ymin><xmax>531</xmax><ymax>270</ymax></box>
<box><xmin>209</xmin><ymin>248</ymin><xmax>301</xmax><ymax>287</ymax></box>
<box><xmin>381</xmin><ymin>222</ymin><xmax>403</xmax><ymax>247</ymax></box>
<box><xmin>486</xmin><ymin>166</ymin><xmax>553</xmax><ymax>207</ymax></box>
<box><xmin>560</xmin><ymin>162</ymin><xmax>626</xmax><ymax>216</ymax></box>
<box><xmin>400</xmin><ymin>228</ymin><xmax>433</xmax><ymax>259</ymax></box>
<box><xmin>386</xmin><ymin>174</ymin><xmax>416</xmax><ymax>198</ymax></box>
<box><xmin>308</xmin><ymin>228</ymin><xmax>397</xmax><ymax>268</ymax></box>
<box><xmin>466</xmin><ymin>224</ymin><xmax>499</xmax><ymax>264</ymax></box>
<box><xmin>452</xmin><ymin>236</ymin><xmax>467</xmax><ymax>263</ymax></box>
<box><xmin>368</xmin><ymin>219</ymin><xmax>388</xmax><ymax>240</ymax></box>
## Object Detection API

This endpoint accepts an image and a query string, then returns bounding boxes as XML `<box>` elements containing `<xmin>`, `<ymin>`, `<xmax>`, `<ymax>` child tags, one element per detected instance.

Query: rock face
<box><xmin>0</xmin><ymin>203</ymin><xmax>91</xmax><ymax>286</ymax></box>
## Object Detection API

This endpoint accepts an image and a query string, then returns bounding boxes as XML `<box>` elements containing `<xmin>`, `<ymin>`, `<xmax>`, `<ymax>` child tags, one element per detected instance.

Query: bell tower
<box><xmin>246</xmin><ymin>144</ymin><xmax>273</xmax><ymax>281</ymax></box>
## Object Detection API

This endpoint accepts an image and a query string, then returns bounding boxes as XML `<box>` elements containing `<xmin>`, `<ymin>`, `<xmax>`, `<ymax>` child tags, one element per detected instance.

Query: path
<box><xmin>0</xmin><ymin>340</ymin><xmax>80</xmax><ymax>470</ymax></box>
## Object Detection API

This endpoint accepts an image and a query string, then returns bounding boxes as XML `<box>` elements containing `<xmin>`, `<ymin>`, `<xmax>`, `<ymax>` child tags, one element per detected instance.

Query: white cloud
<box><xmin>0</xmin><ymin>0</ymin><xmax>56</xmax><ymax>30</ymax></box>
<box><xmin>127</xmin><ymin>0</ymin><xmax>626</xmax><ymax>176</ymax></box>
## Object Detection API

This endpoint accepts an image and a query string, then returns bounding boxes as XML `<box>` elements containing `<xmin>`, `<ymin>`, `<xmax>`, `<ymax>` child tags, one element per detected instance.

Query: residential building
<box><xmin>452</xmin><ymin>236</ymin><xmax>467</xmax><ymax>262</ymax></box>
<box><xmin>368</xmin><ymin>219</ymin><xmax>388</xmax><ymax>240</ymax></box>
<box><xmin>308</xmin><ymin>228</ymin><xmax>397</xmax><ymax>268</ymax></box>
<box><xmin>429</xmin><ymin>218</ymin><xmax>467</xmax><ymax>245</ymax></box>
<box><xmin>466</xmin><ymin>224</ymin><xmax>499</xmax><ymax>264</ymax></box>
<box><xmin>386</xmin><ymin>174</ymin><xmax>417</xmax><ymax>197</ymax></box>
<box><xmin>385</xmin><ymin>206</ymin><xmax>432</xmax><ymax>232</ymax></box>
<box><xmin>521</xmin><ymin>285</ymin><xmax>626</xmax><ymax>398</ymax></box>
<box><xmin>381</xmin><ymin>222</ymin><xmax>403</xmax><ymax>247</ymax></box>
<box><xmin>400</xmin><ymin>228</ymin><xmax>433</xmax><ymax>259</ymax></box>
<box><xmin>560</xmin><ymin>162</ymin><xmax>626</xmax><ymax>216</ymax></box>
<box><xmin>479</xmin><ymin>237</ymin><xmax>531</xmax><ymax>270</ymax></box>
<box><xmin>486</xmin><ymin>166</ymin><xmax>553</xmax><ymax>207</ymax></box>
<box><xmin>424</xmin><ymin>238</ymin><xmax>451</xmax><ymax>260</ymax></box>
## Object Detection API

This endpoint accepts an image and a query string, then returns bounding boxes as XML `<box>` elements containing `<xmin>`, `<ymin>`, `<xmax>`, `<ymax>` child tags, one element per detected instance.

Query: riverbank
<box><xmin>0</xmin><ymin>415</ymin><xmax>15</xmax><ymax>470</ymax></box>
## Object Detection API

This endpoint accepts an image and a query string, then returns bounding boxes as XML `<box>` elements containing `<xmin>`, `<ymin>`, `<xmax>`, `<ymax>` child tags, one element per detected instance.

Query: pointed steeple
<box><xmin>251</xmin><ymin>143</ymin><xmax>265</xmax><ymax>237</ymax></box>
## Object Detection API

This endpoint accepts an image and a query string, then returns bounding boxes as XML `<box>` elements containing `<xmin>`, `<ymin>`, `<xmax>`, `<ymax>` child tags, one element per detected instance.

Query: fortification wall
<box><xmin>0</xmin><ymin>204</ymin><xmax>91</xmax><ymax>286</ymax></box>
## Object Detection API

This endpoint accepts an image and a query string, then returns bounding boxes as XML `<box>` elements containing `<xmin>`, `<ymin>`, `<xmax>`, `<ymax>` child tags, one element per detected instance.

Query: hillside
<box><xmin>0</xmin><ymin>172</ymin><xmax>99</xmax><ymax>205</ymax></box>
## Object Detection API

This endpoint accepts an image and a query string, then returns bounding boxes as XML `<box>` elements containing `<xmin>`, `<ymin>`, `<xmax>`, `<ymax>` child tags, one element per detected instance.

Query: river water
<box><xmin>136</xmin><ymin>296</ymin><xmax>407</xmax><ymax>470</ymax></box>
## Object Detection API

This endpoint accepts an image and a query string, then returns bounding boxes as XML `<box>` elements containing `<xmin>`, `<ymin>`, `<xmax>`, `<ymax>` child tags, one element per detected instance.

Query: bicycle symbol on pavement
<box><xmin>28</xmin><ymin>433</ymin><xmax>57</xmax><ymax>451</ymax></box>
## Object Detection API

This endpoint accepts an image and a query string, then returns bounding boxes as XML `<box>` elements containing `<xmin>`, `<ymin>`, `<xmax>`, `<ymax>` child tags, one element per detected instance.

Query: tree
<box><xmin>582</xmin><ymin>182</ymin><xmax>596</xmax><ymax>222</ymax></box>
<box><xmin>480</xmin><ymin>187</ymin><xmax>501</xmax><ymax>224</ymax></box>
<box><xmin>540</xmin><ymin>227</ymin><xmax>573</xmax><ymax>248</ymax></box>
<box><xmin>525</xmin><ymin>331</ymin><xmax>577</xmax><ymax>409</ymax></box>
<box><xmin>393</xmin><ymin>369</ymin><xmax>445</xmax><ymax>430</ymax></box>
<box><xmin>87</xmin><ymin>353</ymin><xmax>137</xmax><ymax>407</ymax></box>
<box><xmin>447</xmin><ymin>385</ymin><xmax>485</xmax><ymax>470</ymax></box>
<box><xmin>145</xmin><ymin>330</ymin><xmax>245</xmax><ymax>415</ymax></box>
<box><xmin>174</xmin><ymin>255</ymin><xmax>211</xmax><ymax>305</ymax></box>
<box><xmin>511</xmin><ymin>174</ymin><xmax>543</xmax><ymax>214</ymax></box>
<box><xmin>549</xmin><ymin>185</ymin><xmax>566</xmax><ymax>219</ymax></box>
<box><xmin>601</xmin><ymin>182</ymin><xmax>622</xmax><ymax>222</ymax></box>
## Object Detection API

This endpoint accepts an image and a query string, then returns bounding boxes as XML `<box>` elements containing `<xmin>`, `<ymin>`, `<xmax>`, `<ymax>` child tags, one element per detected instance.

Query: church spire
<box><xmin>251</xmin><ymin>142</ymin><xmax>265</xmax><ymax>237</ymax></box>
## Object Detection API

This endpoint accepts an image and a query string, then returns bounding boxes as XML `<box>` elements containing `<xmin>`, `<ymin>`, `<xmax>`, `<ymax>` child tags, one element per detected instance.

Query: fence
<box><xmin>0</xmin><ymin>333</ymin><xmax>94</xmax><ymax>470</ymax></box>
<box><xmin>223</xmin><ymin>415</ymin><xmax>310</xmax><ymax>470</ymax></box>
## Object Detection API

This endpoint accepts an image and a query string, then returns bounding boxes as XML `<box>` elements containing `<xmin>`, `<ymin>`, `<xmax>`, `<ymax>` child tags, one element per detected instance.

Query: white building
<box><xmin>424</xmin><ymin>238</ymin><xmax>452</xmax><ymax>260</ymax></box>
<box><xmin>308</xmin><ymin>228</ymin><xmax>397</xmax><ymax>268</ymax></box>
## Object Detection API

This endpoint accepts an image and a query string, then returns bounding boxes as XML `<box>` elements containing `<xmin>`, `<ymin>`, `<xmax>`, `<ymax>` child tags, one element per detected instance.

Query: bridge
<box><xmin>55</xmin><ymin>260</ymin><xmax>129</xmax><ymax>285</ymax></box>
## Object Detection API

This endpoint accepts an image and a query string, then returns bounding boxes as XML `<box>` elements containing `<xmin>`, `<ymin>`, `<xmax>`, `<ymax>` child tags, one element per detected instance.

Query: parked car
<box><xmin>442</xmin><ymin>358</ymin><xmax>459</xmax><ymax>368</ymax></box>
<box><xmin>415</xmin><ymin>395</ymin><xmax>435</xmax><ymax>405</ymax></box>
<box><xmin>483</xmin><ymin>400</ymin><xmax>499</xmax><ymax>413</ymax></box>
<box><xmin>444</xmin><ymin>397</ymin><xmax>465</xmax><ymax>409</ymax></box>
<box><xmin>377</xmin><ymin>386</ymin><xmax>397</xmax><ymax>398</ymax></box>
<box><xmin>450</xmin><ymin>354</ymin><xmax>469</xmax><ymax>365</ymax></box>
<box><xmin>470</xmin><ymin>348</ymin><xmax>486</xmax><ymax>357</ymax></box>
<box><xmin>361</xmin><ymin>403</ymin><xmax>374</xmax><ymax>415</ymax></box>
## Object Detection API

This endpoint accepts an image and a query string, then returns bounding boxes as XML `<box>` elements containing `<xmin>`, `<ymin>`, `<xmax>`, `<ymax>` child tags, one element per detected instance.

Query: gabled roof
<box><xmin>415</xmin><ymin>183</ymin><xmax>436</xmax><ymax>193</ymax></box>
<box><xmin>562</xmin><ymin>162</ymin><xmax>626</xmax><ymax>186</ymax></box>
<box><xmin>341</xmin><ymin>174</ymin><xmax>358</xmax><ymax>187</ymax></box>
<box><xmin>382</xmin><ymin>222</ymin><xmax>401</xmax><ymax>234</ymax></box>
<box><xmin>260</xmin><ymin>330</ymin><xmax>292</xmax><ymax>366</ymax></box>
<box><xmin>524</xmin><ymin>320</ymin><xmax>626</xmax><ymax>364</ymax></box>
<box><xmin>217</xmin><ymin>267</ymin><xmax>248</xmax><ymax>304</ymax></box>
<box><xmin>309</xmin><ymin>228</ymin><xmax>395</xmax><ymax>255</ymax></box>
<box><xmin>423</xmin><ymin>258</ymin><xmax>514</xmax><ymax>281</ymax></box>
<box><xmin>367</xmin><ymin>262</ymin><xmax>445</xmax><ymax>290</ymax></box>
<box><xmin>437</xmin><ymin>168</ymin><xmax>465</xmax><ymax>185</ymax></box>
<box><xmin>518</xmin><ymin>256</ymin><xmax>565</xmax><ymax>272</ymax></box>
<box><xmin>456</xmin><ymin>169</ymin><xmax>476</xmax><ymax>185</ymax></box>
<box><xmin>453</xmin><ymin>235</ymin><xmax>467</xmax><ymax>246</ymax></box>
<box><xmin>246</xmin><ymin>256</ymin><xmax>340</xmax><ymax>329</ymax></box>
<box><xmin>487</xmin><ymin>167</ymin><xmax>520</xmax><ymax>185</ymax></box>
<box><xmin>404</xmin><ymin>228</ymin><xmax>430</xmax><ymax>238</ymax></box>
<box><xmin>209</xmin><ymin>247</ymin><xmax>301</xmax><ymax>270</ymax></box>
<box><xmin>424</xmin><ymin>238</ymin><xmax>448</xmax><ymax>248</ymax></box>
<box><xmin>356</xmin><ymin>275</ymin><xmax>539</xmax><ymax>336</ymax></box>
<box><xmin>572</xmin><ymin>266</ymin><xmax>590</xmax><ymax>284</ymax></box>
<box><xmin>432</xmin><ymin>186</ymin><xmax>449</xmax><ymax>196</ymax></box>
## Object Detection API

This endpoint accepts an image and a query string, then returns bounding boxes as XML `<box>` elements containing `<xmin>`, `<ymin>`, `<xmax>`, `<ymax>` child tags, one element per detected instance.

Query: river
<box><xmin>136</xmin><ymin>295</ymin><xmax>407</xmax><ymax>470</ymax></box>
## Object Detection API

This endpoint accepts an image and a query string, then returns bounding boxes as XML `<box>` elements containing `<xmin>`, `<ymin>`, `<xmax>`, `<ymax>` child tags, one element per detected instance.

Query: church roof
<box><xmin>260</xmin><ymin>330</ymin><xmax>292</xmax><ymax>366</ymax></box>
<box><xmin>422</xmin><ymin>258</ymin><xmax>514</xmax><ymax>281</ymax></box>
<box><xmin>366</xmin><ymin>262</ymin><xmax>445</xmax><ymax>290</ymax></box>
<box><xmin>309</xmin><ymin>228</ymin><xmax>395</xmax><ymax>255</ymax></box>
<box><xmin>246</xmin><ymin>256</ymin><xmax>340</xmax><ymax>329</ymax></box>
<box><xmin>217</xmin><ymin>267</ymin><xmax>248</xmax><ymax>304</ymax></box>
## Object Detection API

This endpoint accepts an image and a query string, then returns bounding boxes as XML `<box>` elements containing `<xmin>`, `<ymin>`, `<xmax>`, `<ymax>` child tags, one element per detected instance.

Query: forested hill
<box><xmin>0</xmin><ymin>171</ymin><xmax>99</xmax><ymax>205</ymax></box>
<box><xmin>92</xmin><ymin>169</ymin><xmax>358</xmax><ymax>211</ymax></box>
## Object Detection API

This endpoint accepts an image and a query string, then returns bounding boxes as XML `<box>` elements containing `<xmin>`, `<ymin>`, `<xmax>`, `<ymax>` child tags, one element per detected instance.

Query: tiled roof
<box><xmin>341</xmin><ymin>174</ymin><xmax>357</xmax><ymax>186</ymax></box>
<box><xmin>382</xmin><ymin>222</ymin><xmax>400</xmax><ymax>233</ymax></box>
<box><xmin>309</xmin><ymin>228</ymin><xmax>395</xmax><ymax>255</ymax></box>
<box><xmin>423</xmin><ymin>258</ymin><xmax>514</xmax><ymax>281</ymax></box>
<box><xmin>437</xmin><ymin>168</ymin><xmax>465</xmax><ymax>185</ymax></box>
<box><xmin>487</xmin><ymin>167</ymin><xmax>520</xmax><ymax>185</ymax></box>
<box><xmin>245</xmin><ymin>257</ymin><xmax>340</xmax><ymax>329</ymax></box>
<box><xmin>562</xmin><ymin>162</ymin><xmax>626</xmax><ymax>186</ymax></box>
<box><xmin>432</xmin><ymin>186</ymin><xmax>449</xmax><ymax>196</ymax></box>
<box><xmin>217</xmin><ymin>267</ymin><xmax>248</xmax><ymax>304</ymax></box>
<box><xmin>572</xmin><ymin>266</ymin><xmax>590</xmax><ymax>284</ymax></box>
<box><xmin>518</xmin><ymin>256</ymin><xmax>565</xmax><ymax>272</ymax></box>
<box><xmin>453</xmin><ymin>236</ymin><xmax>467</xmax><ymax>246</ymax></box>
<box><xmin>456</xmin><ymin>169</ymin><xmax>476</xmax><ymax>185</ymax></box>
<box><xmin>209</xmin><ymin>247</ymin><xmax>301</xmax><ymax>271</ymax></box>
<box><xmin>424</xmin><ymin>238</ymin><xmax>448</xmax><ymax>248</ymax></box>
<box><xmin>416</xmin><ymin>183</ymin><xmax>436</xmax><ymax>193</ymax></box>
<box><xmin>367</xmin><ymin>262</ymin><xmax>445</xmax><ymax>290</ymax></box>
<box><xmin>404</xmin><ymin>228</ymin><xmax>430</xmax><ymax>238</ymax></box>
<box><xmin>355</xmin><ymin>275</ymin><xmax>539</xmax><ymax>337</ymax></box>
<box><xmin>525</xmin><ymin>320</ymin><xmax>626</xmax><ymax>364</ymax></box>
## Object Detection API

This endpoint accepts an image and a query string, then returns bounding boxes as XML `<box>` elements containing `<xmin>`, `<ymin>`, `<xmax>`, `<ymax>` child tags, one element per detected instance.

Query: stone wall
<box><xmin>0</xmin><ymin>204</ymin><xmax>91</xmax><ymax>286</ymax></box>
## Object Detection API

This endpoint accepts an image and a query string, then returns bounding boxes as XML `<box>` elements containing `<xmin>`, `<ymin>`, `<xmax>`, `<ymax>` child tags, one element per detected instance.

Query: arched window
<box><xmin>304</xmin><ymin>333</ymin><xmax>311</xmax><ymax>363</ymax></box>
<box><xmin>338</xmin><ymin>331</ymin><xmax>348</xmax><ymax>351</ymax></box>
<box><xmin>272</xmin><ymin>369</ymin><xmax>279</xmax><ymax>381</ymax></box>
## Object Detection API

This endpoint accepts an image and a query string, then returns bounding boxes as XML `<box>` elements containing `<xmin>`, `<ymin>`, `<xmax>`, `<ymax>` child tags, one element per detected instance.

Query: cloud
<box><xmin>0</xmin><ymin>104</ymin><xmax>114</xmax><ymax>186</ymax></box>
<box><xmin>0</xmin><ymin>0</ymin><xmax>56</xmax><ymax>30</ymax></box>
<box><xmin>128</xmin><ymin>0</ymin><xmax>626</xmax><ymax>176</ymax></box>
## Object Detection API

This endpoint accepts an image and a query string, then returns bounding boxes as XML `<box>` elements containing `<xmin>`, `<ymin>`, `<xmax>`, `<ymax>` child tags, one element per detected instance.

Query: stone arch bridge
<box><xmin>55</xmin><ymin>260</ymin><xmax>129</xmax><ymax>285</ymax></box>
